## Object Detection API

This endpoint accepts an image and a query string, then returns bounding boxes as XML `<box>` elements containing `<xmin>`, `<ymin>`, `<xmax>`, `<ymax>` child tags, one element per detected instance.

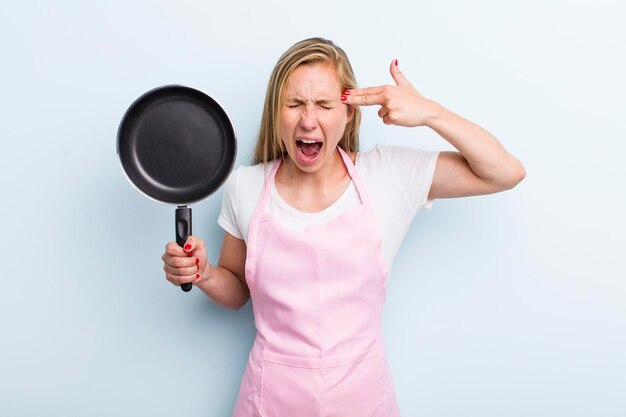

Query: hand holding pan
<box><xmin>117</xmin><ymin>85</ymin><xmax>236</xmax><ymax>292</ymax></box>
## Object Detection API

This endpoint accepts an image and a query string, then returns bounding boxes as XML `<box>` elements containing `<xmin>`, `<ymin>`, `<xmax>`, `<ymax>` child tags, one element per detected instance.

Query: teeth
<box><xmin>299</xmin><ymin>139</ymin><xmax>318</xmax><ymax>144</ymax></box>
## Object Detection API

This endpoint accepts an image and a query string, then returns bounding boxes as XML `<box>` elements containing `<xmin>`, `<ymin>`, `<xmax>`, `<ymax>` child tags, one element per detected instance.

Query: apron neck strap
<box><xmin>336</xmin><ymin>147</ymin><xmax>371</xmax><ymax>207</ymax></box>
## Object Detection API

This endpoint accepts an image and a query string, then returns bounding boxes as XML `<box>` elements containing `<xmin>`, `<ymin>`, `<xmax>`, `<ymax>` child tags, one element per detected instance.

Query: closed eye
<box><xmin>315</xmin><ymin>100</ymin><xmax>335</xmax><ymax>110</ymax></box>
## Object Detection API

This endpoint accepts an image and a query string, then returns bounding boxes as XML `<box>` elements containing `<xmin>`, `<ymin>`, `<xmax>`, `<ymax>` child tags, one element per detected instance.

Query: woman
<box><xmin>162</xmin><ymin>38</ymin><xmax>525</xmax><ymax>416</ymax></box>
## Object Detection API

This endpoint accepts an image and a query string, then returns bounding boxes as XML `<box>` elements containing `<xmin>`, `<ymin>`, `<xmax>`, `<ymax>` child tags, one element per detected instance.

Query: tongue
<box><xmin>300</xmin><ymin>142</ymin><xmax>322</xmax><ymax>157</ymax></box>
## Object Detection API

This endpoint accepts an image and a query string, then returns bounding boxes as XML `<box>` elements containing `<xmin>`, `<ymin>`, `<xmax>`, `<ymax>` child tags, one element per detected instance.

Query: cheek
<box><xmin>323</xmin><ymin>112</ymin><xmax>348</xmax><ymax>133</ymax></box>
<box><xmin>279</xmin><ymin>114</ymin><xmax>295</xmax><ymax>136</ymax></box>
<box><xmin>282</xmin><ymin>109</ymin><xmax>302</xmax><ymax>124</ymax></box>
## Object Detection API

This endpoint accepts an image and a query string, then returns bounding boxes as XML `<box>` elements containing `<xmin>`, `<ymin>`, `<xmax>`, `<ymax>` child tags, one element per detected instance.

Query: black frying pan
<box><xmin>117</xmin><ymin>85</ymin><xmax>236</xmax><ymax>292</ymax></box>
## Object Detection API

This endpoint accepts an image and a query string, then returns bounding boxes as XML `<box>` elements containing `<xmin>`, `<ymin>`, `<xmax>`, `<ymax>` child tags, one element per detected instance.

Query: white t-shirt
<box><xmin>218</xmin><ymin>144</ymin><xmax>440</xmax><ymax>268</ymax></box>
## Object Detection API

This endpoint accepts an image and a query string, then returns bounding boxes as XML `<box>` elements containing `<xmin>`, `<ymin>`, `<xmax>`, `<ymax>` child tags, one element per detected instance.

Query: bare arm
<box><xmin>195</xmin><ymin>232</ymin><xmax>250</xmax><ymax>310</ymax></box>
<box><xmin>344</xmin><ymin>60</ymin><xmax>525</xmax><ymax>198</ymax></box>
<box><xmin>426</xmin><ymin>105</ymin><xmax>526</xmax><ymax>199</ymax></box>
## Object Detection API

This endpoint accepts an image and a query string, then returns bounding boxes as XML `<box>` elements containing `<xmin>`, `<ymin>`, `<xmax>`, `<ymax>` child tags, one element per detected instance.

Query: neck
<box><xmin>281</xmin><ymin>148</ymin><xmax>346</xmax><ymax>188</ymax></box>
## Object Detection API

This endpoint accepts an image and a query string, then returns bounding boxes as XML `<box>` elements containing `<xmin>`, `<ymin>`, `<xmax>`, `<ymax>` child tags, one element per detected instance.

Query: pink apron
<box><xmin>232</xmin><ymin>148</ymin><xmax>401</xmax><ymax>417</ymax></box>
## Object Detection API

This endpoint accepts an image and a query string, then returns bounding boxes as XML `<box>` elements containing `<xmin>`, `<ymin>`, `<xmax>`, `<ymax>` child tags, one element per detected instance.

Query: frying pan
<box><xmin>117</xmin><ymin>85</ymin><xmax>236</xmax><ymax>292</ymax></box>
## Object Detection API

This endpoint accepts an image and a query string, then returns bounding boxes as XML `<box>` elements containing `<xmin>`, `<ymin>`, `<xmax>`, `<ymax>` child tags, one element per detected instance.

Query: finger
<box><xmin>347</xmin><ymin>86</ymin><xmax>385</xmax><ymax>96</ymax></box>
<box><xmin>183</xmin><ymin>235</ymin><xmax>206</xmax><ymax>257</ymax></box>
<box><xmin>343</xmin><ymin>91</ymin><xmax>385</xmax><ymax>107</ymax></box>
<box><xmin>389</xmin><ymin>59</ymin><xmax>411</xmax><ymax>87</ymax></box>
<box><xmin>187</xmin><ymin>240</ymin><xmax>207</xmax><ymax>270</ymax></box>
<box><xmin>166</xmin><ymin>271</ymin><xmax>201</xmax><ymax>287</ymax></box>
<box><xmin>163</xmin><ymin>254</ymin><xmax>198</xmax><ymax>269</ymax></box>
<box><xmin>164</xmin><ymin>263</ymin><xmax>199</xmax><ymax>277</ymax></box>
<box><xmin>377</xmin><ymin>106</ymin><xmax>389</xmax><ymax>119</ymax></box>
<box><xmin>183</xmin><ymin>236</ymin><xmax>196</xmax><ymax>254</ymax></box>
<box><xmin>182</xmin><ymin>239</ymin><xmax>209</xmax><ymax>280</ymax></box>
<box><xmin>165</xmin><ymin>241</ymin><xmax>186</xmax><ymax>257</ymax></box>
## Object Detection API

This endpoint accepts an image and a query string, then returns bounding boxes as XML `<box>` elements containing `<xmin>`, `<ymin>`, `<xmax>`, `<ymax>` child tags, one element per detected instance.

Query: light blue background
<box><xmin>1</xmin><ymin>0</ymin><xmax>625</xmax><ymax>416</ymax></box>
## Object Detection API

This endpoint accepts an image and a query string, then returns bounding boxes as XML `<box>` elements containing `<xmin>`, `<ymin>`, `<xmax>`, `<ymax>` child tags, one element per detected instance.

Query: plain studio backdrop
<box><xmin>1</xmin><ymin>0</ymin><xmax>624</xmax><ymax>416</ymax></box>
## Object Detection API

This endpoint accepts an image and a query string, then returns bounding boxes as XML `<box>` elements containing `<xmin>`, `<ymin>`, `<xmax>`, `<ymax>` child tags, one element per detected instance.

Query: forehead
<box><xmin>285</xmin><ymin>63</ymin><xmax>341</xmax><ymax>96</ymax></box>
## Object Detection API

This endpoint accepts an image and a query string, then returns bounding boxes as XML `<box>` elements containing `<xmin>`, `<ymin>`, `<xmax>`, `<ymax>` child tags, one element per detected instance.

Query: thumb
<box><xmin>183</xmin><ymin>235</ymin><xmax>207</xmax><ymax>264</ymax></box>
<box><xmin>389</xmin><ymin>59</ymin><xmax>411</xmax><ymax>86</ymax></box>
<box><xmin>183</xmin><ymin>235</ymin><xmax>197</xmax><ymax>256</ymax></box>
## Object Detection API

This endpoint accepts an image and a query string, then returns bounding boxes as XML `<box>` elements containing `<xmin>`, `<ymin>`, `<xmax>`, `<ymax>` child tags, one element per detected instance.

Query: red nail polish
<box><xmin>395</xmin><ymin>59</ymin><xmax>398</xmax><ymax>66</ymax></box>
<box><xmin>341</xmin><ymin>95</ymin><xmax>347</xmax><ymax>101</ymax></box>
<box><xmin>195</xmin><ymin>258</ymin><xmax>199</xmax><ymax>265</ymax></box>
<box><xmin>195</xmin><ymin>273</ymin><xmax>200</xmax><ymax>279</ymax></box>
<box><xmin>343</xmin><ymin>90</ymin><xmax>350</xmax><ymax>95</ymax></box>
<box><xmin>184</xmin><ymin>244</ymin><xmax>191</xmax><ymax>251</ymax></box>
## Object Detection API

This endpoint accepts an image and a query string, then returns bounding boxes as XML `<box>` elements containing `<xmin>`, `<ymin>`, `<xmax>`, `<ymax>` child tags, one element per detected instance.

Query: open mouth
<box><xmin>296</xmin><ymin>139</ymin><xmax>322</xmax><ymax>163</ymax></box>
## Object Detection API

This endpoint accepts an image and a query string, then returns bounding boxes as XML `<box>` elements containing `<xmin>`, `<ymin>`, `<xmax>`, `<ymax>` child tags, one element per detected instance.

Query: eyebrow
<box><xmin>286</xmin><ymin>97</ymin><xmax>336</xmax><ymax>105</ymax></box>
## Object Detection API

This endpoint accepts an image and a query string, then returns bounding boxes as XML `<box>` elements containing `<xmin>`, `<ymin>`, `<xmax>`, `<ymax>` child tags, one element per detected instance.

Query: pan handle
<box><xmin>176</xmin><ymin>206</ymin><xmax>193</xmax><ymax>293</ymax></box>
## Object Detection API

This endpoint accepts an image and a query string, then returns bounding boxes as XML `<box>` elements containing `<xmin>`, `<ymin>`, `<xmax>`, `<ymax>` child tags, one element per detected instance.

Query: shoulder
<box><xmin>234</xmin><ymin>161</ymin><xmax>271</xmax><ymax>178</ymax></box>
<box><xmin>227</xmin><ymin>161</ymin><xmax>274</xmax><ymax>188</ymax></box>
<box><xmin>355</xmin><ymin>144</ymin><xmax>440</xmax><ymax>205</ymax></box>
<box><xmin>354</xmin><ymin>144</ymin><xmax>386</xmax><ymax>169</ymax></box>
<box><xmin>357</xmin><ymin>144</ymin><xmax>439</xmax><ymax>172</ymax></box>
<box><xmin>359</xmin><ymin>144</ymin><xmax>437</xmax><ymax>160</ymax></box>
<box><xmin>219</xmin><ymin>160</ymin><xmax>276</xmax><ymax>241</ymax></box>
<box><xmin>223</xmin><ymin>160</ymin><xmax>276</xmax><ymax>203</ymax></box>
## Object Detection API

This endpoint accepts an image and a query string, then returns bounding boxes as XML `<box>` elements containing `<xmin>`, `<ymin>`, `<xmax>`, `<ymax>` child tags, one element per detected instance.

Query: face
<box><xmin>280</xmin><ymin>63</ymin><xmax>353</xmax><ymax>174</ymax></box>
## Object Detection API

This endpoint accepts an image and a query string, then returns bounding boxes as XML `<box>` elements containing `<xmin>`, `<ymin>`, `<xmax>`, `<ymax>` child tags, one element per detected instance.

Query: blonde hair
<box><xmin>252</xmin><ymin>37</ymin><xmax>361</xmax><ymax>165</ymax></box>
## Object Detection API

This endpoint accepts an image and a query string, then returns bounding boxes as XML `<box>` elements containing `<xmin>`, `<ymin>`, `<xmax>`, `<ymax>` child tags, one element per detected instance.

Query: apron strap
<box><xmin>336</xmin><ymin>147</ymin><xmax>372</xmax><ymax>208</ymax></box>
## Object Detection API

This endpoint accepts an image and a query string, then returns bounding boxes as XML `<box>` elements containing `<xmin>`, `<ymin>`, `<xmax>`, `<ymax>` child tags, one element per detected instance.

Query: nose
<box><xmin>299</xmin><ymin>105</ymin><xmax>318</xmax><ymax>131</ymax></box>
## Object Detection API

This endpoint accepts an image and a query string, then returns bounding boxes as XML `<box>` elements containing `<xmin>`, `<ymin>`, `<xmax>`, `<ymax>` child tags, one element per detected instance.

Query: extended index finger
<box><xmin>343</xmin><ymin>86</ymin><xmax>386</xmax><ymax>106</ymax></box>
<box><xmin>348</xmin><ymin>86</ymin><xmax>385</xmax><ymax>96</ymax></box>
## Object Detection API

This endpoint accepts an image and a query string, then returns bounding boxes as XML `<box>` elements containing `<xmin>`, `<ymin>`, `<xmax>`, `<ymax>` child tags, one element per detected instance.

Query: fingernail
<box><xmin>343</xmin><ymin>90</ymin><xmax>350</xmax><ymax>95</ymax></box>
<box><xmin>195</xmin><ymin>273</ymin><xmax>200</xmax><ymax>279</ymax></box>
<box><xmin>184</xmin><ymin>244</ymin><xmax>191</xmax><ymax>251</ymax></box>
<box><xmin>195</xmin><ymin>258</ymin><xmax>199</xmax><ymax>265</ymax></box>
<box><xmin>395</xmin><ymin>59</ymin><xmax>398</xmax><ymax>66</ymax></box>
<box><xmin>341</xmin><ymin>95</ymin><xmax>347</xmax><ymax>101</ymax></box>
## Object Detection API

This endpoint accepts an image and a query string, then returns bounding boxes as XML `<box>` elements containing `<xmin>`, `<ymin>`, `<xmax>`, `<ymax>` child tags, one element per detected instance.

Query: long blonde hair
<box><xmin>252</xmin><ymin>37</ymin><xmax>361</xmax><ymax>165</ymax></box>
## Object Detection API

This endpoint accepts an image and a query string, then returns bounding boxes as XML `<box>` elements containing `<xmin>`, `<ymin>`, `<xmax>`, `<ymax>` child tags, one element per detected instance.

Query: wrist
<box><xmin>201</xmin><ymin>263</ymin><xmax>215</xmax><ymax>281</ymax></box>
<box><xmin>193</xmin><ymin>267</ymin><xmax>215</xmax><ymax>297</ymax></box>
<box><xmin>423</xmin><ymin>99</ymin><xmax>444</xmax><ymax>128</ymax></box>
